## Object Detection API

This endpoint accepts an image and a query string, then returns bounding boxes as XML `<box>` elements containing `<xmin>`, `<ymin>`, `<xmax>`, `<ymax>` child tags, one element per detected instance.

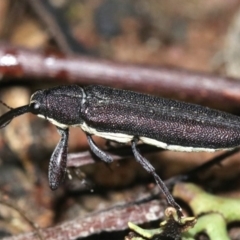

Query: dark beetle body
<box><xmin>2</xmin><ymin>84</ymin><xmax>240</xmax><ymax>215</ymax></box>
<box><xmin>29</xmin><ymin>85</ymin><xmax>240</xmax><ymax>151</ymax></box>
<box><xmin>82</xmin><ymin>85</ymin><xmax>240</xmax><ymax>150</ymax></box>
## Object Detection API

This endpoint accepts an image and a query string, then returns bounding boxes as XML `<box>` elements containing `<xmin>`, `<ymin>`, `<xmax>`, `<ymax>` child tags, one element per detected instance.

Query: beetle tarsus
<box><xmin>87</xmin><ymin>134</ymin><xmax>113</xmax><ymax>163</ymax></box>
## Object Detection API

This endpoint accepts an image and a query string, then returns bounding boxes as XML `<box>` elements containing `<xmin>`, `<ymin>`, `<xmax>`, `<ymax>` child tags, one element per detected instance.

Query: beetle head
<box><xmin>0</xmin><ymin>85</ymin><xmax>86</xmax><ymax>129</ymax></box>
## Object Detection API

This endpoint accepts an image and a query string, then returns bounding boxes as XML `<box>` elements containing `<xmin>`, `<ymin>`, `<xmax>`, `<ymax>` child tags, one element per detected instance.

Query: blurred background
<box><xmin>1</xmin><ymin>1</ymin><xmax>240</xmax><ymax>239</ymax></box>
<box><xmin>1</xmin><ymin>0</ymin><xmax>240</xmax><ymax>74</ymax></box>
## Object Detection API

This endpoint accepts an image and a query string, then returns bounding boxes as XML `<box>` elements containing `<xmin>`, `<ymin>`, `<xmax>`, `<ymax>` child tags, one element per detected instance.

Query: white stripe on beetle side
<box><xmin>39</xmin><ymin>117</ymin><xmax>233</xmax><ymax>153</ymax></box>
<box><xmin>80</xmin><ymin>122</ymin><xmax>232</xmax><ymax>152</ymax></box>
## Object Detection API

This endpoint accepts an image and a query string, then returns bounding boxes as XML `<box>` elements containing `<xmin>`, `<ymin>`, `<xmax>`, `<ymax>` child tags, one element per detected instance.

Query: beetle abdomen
<box><xmin>81</xmin><ymin>85</ymin><xmax>240</xmax><ymax>151</ymax></box>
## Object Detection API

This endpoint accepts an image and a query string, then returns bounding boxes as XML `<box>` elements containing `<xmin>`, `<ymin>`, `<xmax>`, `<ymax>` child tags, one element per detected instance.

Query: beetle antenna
<box><xmin>0</xmin><ymin>105</ymin><xmax>30</xmax><ymax>128</ymax></box>
<box><xmin>0</xmin><ymin>99</ymin><xmax>13</xmax><ymax>110</ymax></box>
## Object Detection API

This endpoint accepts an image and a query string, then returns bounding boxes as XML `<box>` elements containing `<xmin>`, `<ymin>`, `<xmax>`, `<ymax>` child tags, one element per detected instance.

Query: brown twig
<box><xmin>67</xmin><ymin>144</ymin><xmax>161</xmax><ymax>168</ymax></box>
<box><xmin>2</xmin><ymin>199</ymin><xmax>166</xmax><ymax>240</ymax></box>
<box><xmin>165</xmin><ymin>147</ymin><xmax>240</xmax><ymax>189</ymax></box>
<box><xmin>0</xmin><ymin>44</ymin><xmax>240</xmax><ymax>112</ymax></box>
<box><xmin>0</xmin><ymin>196</ymin><xmax>44</xmax><ymax>240</ymax></box>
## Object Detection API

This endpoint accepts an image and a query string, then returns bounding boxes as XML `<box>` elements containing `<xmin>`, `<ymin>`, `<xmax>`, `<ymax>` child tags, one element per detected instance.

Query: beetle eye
<box><xmin>29</xmin><ymin>102</ymin><xmax>40</xmax><ymax>114</ymax></box>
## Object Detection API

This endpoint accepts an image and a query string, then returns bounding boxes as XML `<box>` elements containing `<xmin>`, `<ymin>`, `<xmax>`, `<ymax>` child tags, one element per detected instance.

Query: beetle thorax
<box><xmin>30</xmin><ymin>85</ymin><xmax>86</xmax><ymax>128</ymax></box>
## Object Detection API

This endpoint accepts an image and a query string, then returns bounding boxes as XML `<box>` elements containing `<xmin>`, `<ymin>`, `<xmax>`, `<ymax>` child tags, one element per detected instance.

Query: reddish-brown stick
<box><xmin>0</xmin><ymin>44</ymin><xmax>240</xmax><ymax>112</ymax></box>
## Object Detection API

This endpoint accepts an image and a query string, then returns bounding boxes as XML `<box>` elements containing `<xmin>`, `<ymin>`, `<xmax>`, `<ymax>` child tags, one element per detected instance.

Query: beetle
<box><xmin>1</xmin><ymin>84</ymin><xmax>240</xmax><ymax>218</ymax></box>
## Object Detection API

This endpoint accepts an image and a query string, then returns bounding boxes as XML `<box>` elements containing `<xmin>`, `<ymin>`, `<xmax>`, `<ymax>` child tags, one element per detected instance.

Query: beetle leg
<box><xmin>49</xmin><ymin>127</ymin><xmax>69</xmax><ymax>190</ymax></box>
<box><xmin>86</xmin><ymin>134</ymin><xmax>113</xmax><ymax>163</ymax></box>
<box><xmin>131</xmin><ymin>137</ymin><xmax>183</xmax><ymax>218</ymax></box>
